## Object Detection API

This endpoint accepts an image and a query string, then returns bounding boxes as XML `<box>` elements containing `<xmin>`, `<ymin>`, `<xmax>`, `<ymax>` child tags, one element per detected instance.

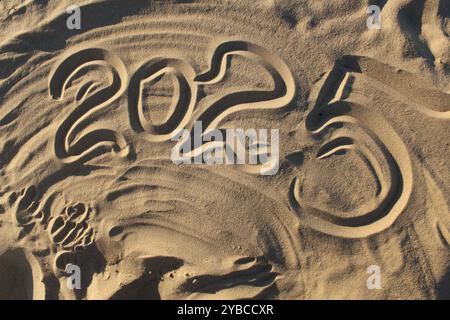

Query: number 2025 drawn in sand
<box><xmin>48</xmin><ymin>39</ymin><xmax>441</xmax><ymax>238</ymax></box>
<box><xmin>48</xmin><ymin>40</ymin><xmax>295</xmax><ymax>175</ymax></box>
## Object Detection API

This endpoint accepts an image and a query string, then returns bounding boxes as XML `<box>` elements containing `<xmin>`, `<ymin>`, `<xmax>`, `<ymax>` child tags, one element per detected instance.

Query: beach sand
<box><xmin>0</xmin><ymin>0</ymin><xmax>449</xmax><ymax>299</ymax></box>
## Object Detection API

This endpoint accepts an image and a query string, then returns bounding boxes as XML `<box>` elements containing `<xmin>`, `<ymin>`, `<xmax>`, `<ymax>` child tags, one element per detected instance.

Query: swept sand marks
<box><xmin>49</xmin><ymin>48</ymin><xmax>129</xmax><ymax>164</ymax></box>
<box><xmin>289</xmin><ymin>58</ymin><xmax>414</xmax><ymax>238</ymax></box>
<box><xmin>178</xmin><ymin>256</ymin><xmax>277</xmax><ymax>299</ymax></box>
<box><xmin>92</xmin><ymin>158</ymin><xmax>301</xmax><ymax>298</ymax></box>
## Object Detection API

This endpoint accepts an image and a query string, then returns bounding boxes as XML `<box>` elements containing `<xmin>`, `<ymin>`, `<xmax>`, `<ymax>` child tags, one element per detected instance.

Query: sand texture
<box><xmin>0</xmin><ymin>0</ymin><xmax>449</xmax><ymax>299</ymax></box>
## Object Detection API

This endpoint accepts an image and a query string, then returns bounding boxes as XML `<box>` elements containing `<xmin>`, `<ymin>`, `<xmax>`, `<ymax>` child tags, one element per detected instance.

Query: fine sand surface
<box><xmin>0</xmin><ymin>0</ymin><xmax>449</xmax><ymax>299</ymax></box>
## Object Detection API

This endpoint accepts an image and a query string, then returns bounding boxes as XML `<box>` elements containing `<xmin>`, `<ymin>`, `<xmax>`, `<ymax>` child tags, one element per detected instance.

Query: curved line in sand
<box><xmin>192</xmin><ymin>39</ymin><xmax>296</xmax><ymax>132</ymax></box>
<box><xmin>128</xmin><ymin>58</ymin><xmax>197</xmax><ymax>142</ymax></box>
<box><xmin>177</xmin><ymin>39</ymin><xmax>295</xmax><ymax>171</ymax></box>
<box><xmin>48</xmin><ymin>48</ymin><xmax>129</xmax><ymax>164</ymax></box>
<box><xmin>290</xmin><ymin>101</ymin><xmax>413</xmax><ymax>238</ymax></box>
